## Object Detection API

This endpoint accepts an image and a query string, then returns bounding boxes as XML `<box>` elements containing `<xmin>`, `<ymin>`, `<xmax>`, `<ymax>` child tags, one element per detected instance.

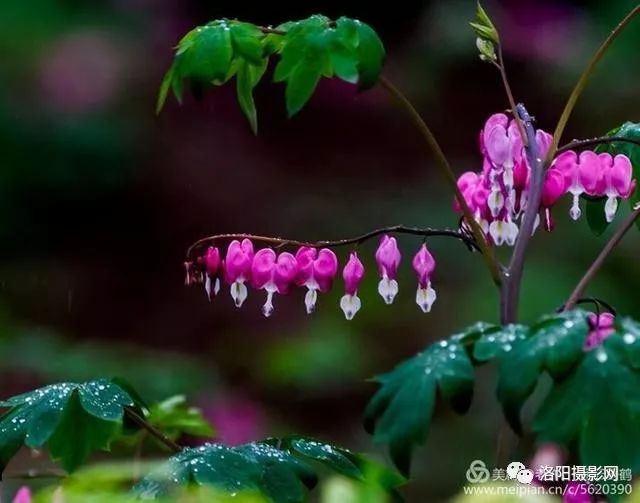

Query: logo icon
<box><xmin>516</xmin><ymin>468</ymin><xmax>534</xmax><ymax>485</ymax></box>
<box><xmin>506</xmin><ymin>461</ymin><xmax>526</xmax><ymax>480</ymax></box>
<box><xmin>466</xmin><ymin>460</ymin><xmax>491</xmax><ymax>483</ymax></box>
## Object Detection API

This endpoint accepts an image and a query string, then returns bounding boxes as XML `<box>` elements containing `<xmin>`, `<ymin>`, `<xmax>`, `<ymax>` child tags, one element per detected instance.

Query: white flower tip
<box><xmin>416</xmin><ymin>286</ymin><xmax>436</xmax><ymax>313</ymax></box>
<box><xmin>378</xmin><ymin>278</ymin><xmax>399</xmax><ymax>305</ymax></box>
<box><xmin>262</xmin><ymin>291</ymin><xmax>275</xmax><ymax>317</ymax></box>
<box><xmin>605</xmin><ymin>196</ymin><xmax>618</xmax><ymax>223</ymax></box>
<box><xmin>340</xmin><ymin>294</ymin><xmax>361</xmax><ymax>320</ymax></box>
<box><xmin>570</xmin><ymin>194</ymin><xmax>582</xmax><ymax>220</ymax></box>
<box><xmin>231</xmin><ymin>281</ymin><xmax>248</xmax><ymax>308</ymax></box>
<box><xmin>304</xmin><ymin>289</ymin><xmax>318</xmax><ymax>314</ymax></box>
<box><xmin>205</xmin><ymin>276</ymin><xmax>212</xmax><ymax>301</ymax></box>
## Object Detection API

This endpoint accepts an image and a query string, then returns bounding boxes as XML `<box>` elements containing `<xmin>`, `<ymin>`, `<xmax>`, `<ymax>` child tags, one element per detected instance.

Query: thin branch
<box><xmin>186</xmin><ymin>225</ymin><xmax>479</xmax><ymax>259</ymax></box>
<box><xmin>546</xmin><ymin>4</ymin><xmax>640</xmax><ymax>164</ymax></box>
<box><xmin>556</xmin><ymin>296</ymin><xmax>617</xmax><ymax>316</ymax></box>
<box><xmin>377</xmin><ymin>75</ymin><xmax>503</xmax><ymax>286</ymax></box>
<box><xmin>125</xmin><ymin>407</ymin><xmax>182</xmax><ymax>454</ymax></box>
<box><xmin>500</xmin><ymin>104</ymin><xmax>543</xmax><ymax>324</ymax></box>
<box><xmin>564</xmin><ymin>204</ymin><xmax>640</xmax><ymax>310</ymax></box>
<box><xmin>557</xmin><ymin>135</ymin><xmax>640</xmax><ymax>154</ymax></box>
<box><xmin>496</xmin><ymin>45</ymin><xmax>527</xmax><ymax>146</ymax></box>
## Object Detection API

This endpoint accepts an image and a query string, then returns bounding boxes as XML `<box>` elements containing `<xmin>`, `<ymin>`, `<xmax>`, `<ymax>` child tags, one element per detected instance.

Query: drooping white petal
<box><xmin>262</xmin><ymin>290</ymin><xmax>275</xmax><ymax>318</ymax></box>
<box><xmin>304</xmin><ymin>288</ymin><xmax>318</xmax><ymax>314</ymax></box>
<box><xmin>230</xmin><ymin>280</ymin><xmax>248</xmax><ymax>308</ymax></box>
<box><xmin>416</xmin><ymin>284</ymin><xmax>437</xmax><ymax>313</ymax></box>
<box><xmin>489</xmin><ymin>220</ymin><xmax>505</xmax><ymax>246</ymax></box>
<box><xmin>531</xmin><ymin>213</ymin><xmax>540</xmax><ymax>236</ymax></box>
<box><xmin>340</xmin><ymin>294</ymin><xmax>361</xmax><ymax>320</ymax></box>
<box><xmin>605</xmin><ymin>196</ymin><xmax>618</xmax><ymax>223</ymax></box>
<box><xmin>205</xmin><ymin>276</ymin><xmax>212</xmax><ymax>301</ymax></box>
<box><xmin>488</xmin><ymin>189</ymin><xmax>505</xmax><ymax>217</ymax></box>
<box><xmin>569</xmin><ymin>193</ymin><xmax>582</xmax><ymax>220</ymax></box>
<box><xmin>503</xmin><ymin>167</ymin><xmax>514</xmax><ymax>190</ymax></box>
<box><xmin>378</xmin><ymin>276</ymin><xmax>399</xmax><ymax>305</ymax></box>
<box><xmin>505</xmin><ymin>221</ymin><xmax>519</xmax><ymax>246</ymax></box>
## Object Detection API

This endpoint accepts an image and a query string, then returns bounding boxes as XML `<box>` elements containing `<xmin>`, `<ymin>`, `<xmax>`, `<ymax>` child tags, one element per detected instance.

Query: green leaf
<box><xmin>147</xmin><ymin>395</ymin><xmax>214</xmax><ymax>440</ymax></box>
<box><xmin>230</xmin><ymin>22</ymin><xmax>265</xmax><ymax>66</ymax></box>
<box><xmin>281</xmin><ymin>436</ymin><xmax>405</xmax><ymax>493</ymax></box>
<box><xmin>534</xmin><ymin>335</ymin><xmax>640</xmax><ymax>473</ymax></box>
<box><xmin>0</xmin><ymin>379</ymin><xmax>142</xmax><ymax>472</ymax></box>
<box><xmin>236</xmin><ymin>59</ymin><xmax>267</xmax><ymax>134</ymax></box>
<box><xmin>156</xmin><ymin>64</ymin><xmax>174</xmax><ymax>114</ymax></box>
<box><xmin>472</xmin><ymin>324</ymin><xmax>528</xmax><ymax>362</ymax></box>
<box><xmin>352</xmin><ymin>21</ymin><xmax>385</xmax><ymax>89</ymax></box>
<box><xmin>175</xmin><ymin>21</ymin><xmax>233</xmax><ymax>84</ymax></box>
<box><xmin>285</xmin><ymin>56</ymin><xmax>323</xmax><ymax>117</ymax></box>
<box><xmin>471</xmin><ymin>1</ymin><xmax>499</xmax><ymax>43</ymax></box>
<box><xmin>364</xmin><ymin>327</ymin><xmax>478</xmax><ymax>476</ymax></box>
<box><xmin>585</xmin><ymin>198</ymin><xmax>610</xmax><ymax>236</ymax></box>
<box><xmin>496</xmin><ymin>310</ymin><xmax>589</xmax><ymax>434</ymax></box>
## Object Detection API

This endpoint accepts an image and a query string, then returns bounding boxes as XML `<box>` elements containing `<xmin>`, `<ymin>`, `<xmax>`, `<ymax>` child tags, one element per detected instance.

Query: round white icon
<box><xmin>516</xmin><ymin>468</ymin><xmax>534</xmax><ymax>485</ymax></box>
<box><xmin>506</xmin><ymin>461</ymin><xmax>526</xmax><ymax>480</ymax></box>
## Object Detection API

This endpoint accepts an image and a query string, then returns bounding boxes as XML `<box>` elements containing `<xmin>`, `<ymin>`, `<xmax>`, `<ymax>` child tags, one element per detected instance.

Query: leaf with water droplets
<box><xmin>0</xmin><ymin>379</ymin><xmax>143</xmax><ymax>472</ymax></box>
<box><xmin>496</xmin><ymin>310</ymin><xmax>589</xmax><ymax>434</ymax></box>
<box><xmin>134</xmin><ymin>442</ymin><xmax>312</xmax><ymax>503</ymax></box>
<box><xmin>363</xmin><ymin>330</ymin><xmax>475</xmax><ymax>476</ymax></box>
<box><xmin>534</xmin><ymin>335</ymin><xmax>640</xmax><ymax>479</ymax></box>
<box><xmin>473</xmin><ymin>324</ymin><xmax>528</xmax><ymax>362</ymax></box>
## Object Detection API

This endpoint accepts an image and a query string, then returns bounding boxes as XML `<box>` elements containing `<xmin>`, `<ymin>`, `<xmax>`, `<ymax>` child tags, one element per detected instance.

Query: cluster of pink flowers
<box><xmin>455</xmin><ymin>113</ymin><xmax>636</xmax><ymax>245</ymax></box>
<box><xmin>184</xmin><ymin>236</ymin><xmax>437</xmax><ymax>319</ymax></box>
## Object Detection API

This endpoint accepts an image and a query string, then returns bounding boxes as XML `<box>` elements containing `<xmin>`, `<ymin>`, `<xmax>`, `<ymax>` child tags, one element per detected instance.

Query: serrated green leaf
<box><xmin>285</xmin><ymin>56</ymin><xmax>323</xmax><ymax>117</ymax></box>
<box><xmin>496</xmin><ymin>310</ymin><xmax>589</xmax><ymax>434</ymax></box>
<box><xmin>156</xmin><ymin>64</ymin><xmax>174</xmax><ymax>114</ymax></box>
<box><xmin>281</xmin><ymin>437</ymin><xmax>363</xmax><ymax>480</ymax></box>
<box><xmin>177</xmin><ymin>22</ymin><xmax>233</xmax><ymax>84</ymax></box>
<box><xmin>147</xmin><ymin>395</ymin><xmax>214</xmax><ymax>440</ymax></box>
<box><xmin>236</xmin><ymin>59</ymin><xmax>267</xmax><ymax>134</ymax></box>
<box><xmin>135</xmin><ymin>441</ymin><xmax>317</xmax><ymax>502</ymax></box>
<box><xmin>0</xmin><ymin>379</ymin><xmax>141</xmax><ymax>473</ymax></box>
<box><xmin>364</xmin><ymin>333</ymin><xmax>474</xmax><ymax>475</ymax></box>
<box><xmin>230</xmin><ymin>22</ymin><xmax>265</xmax><ymax>65</ymax></box>
<box><xmin>585</xmin><ymin>198</ymin><xmax>609</xmax><ymax>236</ymax></box>
<box><xmin>353</xmin><ymin>21</ymin><xmax>385</xmax><ymax>89</ymax></box>
<box><xmin>473</xmin><ymin>324</ymin><xmax>528</xmax><ymax>362</ymax></box>
<box><xmin>473</xmin><ymin>1</ymin><xmax>499</xmax><ymax>43</ymax></box>
<box><xmin>534</xmin><ymin>335</ymin><xmax>640</xmax><ymax>474</ymax></box>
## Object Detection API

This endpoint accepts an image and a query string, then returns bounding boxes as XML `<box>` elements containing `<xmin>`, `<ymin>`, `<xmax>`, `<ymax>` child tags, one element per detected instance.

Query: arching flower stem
<box><xmin>186</xmin><ymin>225</ymin><xmax>480</xmax><ymax>261</ymax></box>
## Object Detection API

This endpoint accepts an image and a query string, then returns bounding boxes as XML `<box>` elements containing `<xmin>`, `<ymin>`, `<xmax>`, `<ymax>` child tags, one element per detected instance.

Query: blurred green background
<box><xmin>1</xmin><ymin>0</ymin><xmax>639</xmax><ymax>500</ymax></box>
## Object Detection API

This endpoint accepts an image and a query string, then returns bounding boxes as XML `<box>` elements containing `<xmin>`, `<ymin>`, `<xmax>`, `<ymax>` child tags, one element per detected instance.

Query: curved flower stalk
<box><xmin>185</xmin><ymin>230</ymin><xmax>453</xmax><ymax>318</ymax></box>
<box><xmin>455</xmin><ymin>113</ymin><xmax>636</xmax><ymax>244</ymax></box>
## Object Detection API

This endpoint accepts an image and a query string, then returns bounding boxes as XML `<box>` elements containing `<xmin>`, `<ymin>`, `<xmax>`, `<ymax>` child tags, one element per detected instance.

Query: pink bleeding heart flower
<box><xmin>12</xmin><ymin>487</ymin><xmax>32</xmax><ymax>503</ymax></box>
<box><xmin>251</xmin><ymin>248</ymin><xmax>298</xmax><ymax>317</ymax></box>
<box><xmin>553</xmin><ymin>150</ymin><xmax>583</xmax><ymax>220</ymax></box>
<box><xmin>604</xmin><ymin>154</ymin><xmax>635</xmax><ymax>222</ymax></box>
<box><xmin>541</xmin><ymin>168</ymin><xmax>567</xmax><ymax>231</ymax></box>
<box><xmin>340</xmin><ymin>252</ymin><xmax>365</xmax><ymax>320</ymax></box>
<box><xmin>295</xmin><ymin>247</ymin><xmax>338</xmax><ymax>314</ymax></box>
<box><xmin>204</xmin><ymin>246</ymin><xmax>221</xmax><ymax>300</ymax></box>
<box><xmin>584</xmin><ymin>312</ymin><xmax>615</xmax><ymax>350</ymax></box>
<box><xmin>224</xmin><ymin>239</ymin><xmax>254</xmax><ymax>308</ymax></box>
<box><xmin>375</xmin><ymin>235</ymin><xmax>401</xmax><ymax>304</ymax></box>
<box><xmin>412</xmin><ymin>244</ymin><xmax>436</xmax><ymax>313</ymax></box>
